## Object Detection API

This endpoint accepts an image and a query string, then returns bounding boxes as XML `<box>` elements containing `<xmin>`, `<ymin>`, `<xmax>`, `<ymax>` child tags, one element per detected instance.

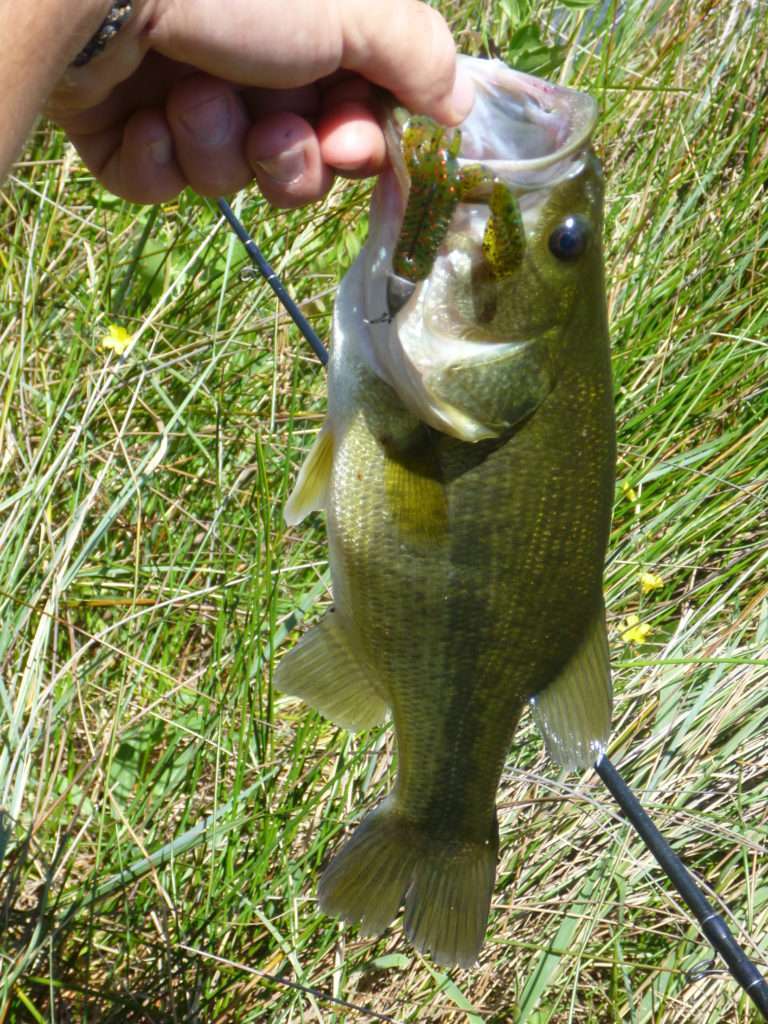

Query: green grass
<box><xmin>1</xmin><ymin>0</ymin><xmax>767</xmax><ymax>1020</ymax></box>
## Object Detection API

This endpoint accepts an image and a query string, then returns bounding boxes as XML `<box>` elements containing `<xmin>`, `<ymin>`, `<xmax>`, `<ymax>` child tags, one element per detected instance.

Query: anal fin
<box><xmin>531</xmin><ymin>604</ymin><xmax>612</xmax><ymax>770</ymax></box>
<box><xmin>285</xmin><ymin>421</ymin><xmax>333</xmax><ymax>526</ymax></box>
<box><xmin>275</xmin><ymin>609</ymin><xmax>387</xmax><ymax>731</ymax></box>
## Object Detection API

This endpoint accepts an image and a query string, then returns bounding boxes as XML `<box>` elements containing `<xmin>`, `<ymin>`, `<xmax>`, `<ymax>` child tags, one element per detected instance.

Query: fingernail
<box><xmin>254</xmin><ymin>146</ymin><xmax>306</xmax><ymax>185</ymax></box>
<box><xmin>449</xmin><ymin>67</ymin><xmax>475</xmax><ymax>123</ymax></box>
<box><xmin>148</xmin><ymin>136</ymin><xmax>172</xmax><ymax>165</ymax></box>
<box><xmin>180</xmin><ymin>96</ymin><xmax>231</xmax><ymax>147</ymax></box>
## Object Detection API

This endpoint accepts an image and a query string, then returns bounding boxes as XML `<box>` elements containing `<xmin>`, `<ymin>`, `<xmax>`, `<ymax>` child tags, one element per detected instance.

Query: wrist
<box><xmin>38</xmin><ymin>0</ymin><xmax>153</xmax><ymax>68</ymax></box>
<box><xmin>71</xmin><ymin>0</ymin><xmax>149</xmax><ymax>66</ymax></box>
<box><xmin>0</xmin><ymin>1</ymin><xmax>119</xmax><ymax>72</ymax></box>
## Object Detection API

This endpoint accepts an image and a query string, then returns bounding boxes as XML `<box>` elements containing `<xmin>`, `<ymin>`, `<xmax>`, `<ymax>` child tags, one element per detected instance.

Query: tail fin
<box><xmin>318</xmin><ymin>797</ymin><xmax>498</xmax><ymax>969</ymax></box>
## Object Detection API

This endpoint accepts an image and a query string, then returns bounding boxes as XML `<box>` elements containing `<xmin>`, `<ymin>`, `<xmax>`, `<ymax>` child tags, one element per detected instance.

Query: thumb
<box><xmin>339</xmin><ymin>0</ymin><xmax>474</xmax><ymax>124</ymax></box>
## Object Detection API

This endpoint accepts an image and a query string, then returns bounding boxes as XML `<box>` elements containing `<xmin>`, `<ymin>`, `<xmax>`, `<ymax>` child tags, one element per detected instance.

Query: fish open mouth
<box><xmin>386</xmin><ymin>56</ymin><xmax>598</xmax><ymax>201</ymax></box>
<box><xmin>453</xmin><ymin>58</ymin><xmax>596</xmax><ymax>178</ymax></box>
<box><xmin>379</xmin><ymin>57</ymin><xmax>599</xmax><ymax>314</ymax></box>
<box><xmin>355</xmin><ymin>58</ymin><xmax>600</xmax><ymax>443</ymax></box>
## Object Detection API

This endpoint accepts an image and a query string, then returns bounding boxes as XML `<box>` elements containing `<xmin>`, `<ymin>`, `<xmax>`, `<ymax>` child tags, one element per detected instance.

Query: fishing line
<box><xmin>217</xmin><ymin>196</ymin><xmax>768</xmax><ymax>1019</ymax></box>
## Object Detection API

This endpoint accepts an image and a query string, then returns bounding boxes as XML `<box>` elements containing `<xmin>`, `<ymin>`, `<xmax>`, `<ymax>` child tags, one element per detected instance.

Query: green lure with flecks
<box><xmin>483</xmin><ymin>180</ymin><xmax>526</xmax><ymax>277</ymax></box>
<box><xmin>393</xmin><ymin>115</ymin><xmax>526</xmax><ymax>285</ymax></box>
<box><xmin>392</xmin><ymin>117</ymin><xmax>464</xmax><ymax>281</ymax></box>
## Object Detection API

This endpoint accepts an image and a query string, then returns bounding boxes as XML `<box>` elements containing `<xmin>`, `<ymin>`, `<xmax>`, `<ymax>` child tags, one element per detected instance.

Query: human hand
<box><xmin>47</xmin><ymin>0</ymin><xmax>474</xmax><ymax>207</ymax></box>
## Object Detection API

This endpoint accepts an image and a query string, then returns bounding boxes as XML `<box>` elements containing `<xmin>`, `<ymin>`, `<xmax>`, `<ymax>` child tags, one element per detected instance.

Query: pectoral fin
<box><xmin>285</xmin><ymin>422</ymin><xmax>334</xmax><ymax>526</ymax></box>
<box><xmin>274</xmin><ymin>609</ymin><xmax>388</xmax><ymax>731</ymax></box>
<box><xmin>531</xmin><ymin>606</ymin><xmax>612</xmax><ymax>770</ymax></box>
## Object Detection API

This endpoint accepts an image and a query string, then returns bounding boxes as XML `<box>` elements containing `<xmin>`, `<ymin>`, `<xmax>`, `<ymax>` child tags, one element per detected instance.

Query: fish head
<box><xmin>356</xmin><ymin>57</ymin><xmax>606</xmax><ymax>442</ymax></box>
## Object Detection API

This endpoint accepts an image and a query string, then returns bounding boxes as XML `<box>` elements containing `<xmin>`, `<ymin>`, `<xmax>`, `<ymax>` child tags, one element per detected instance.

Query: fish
<box><xmin>275</xmin><ymin>55</ymin><xmax>615</xmax><ymax>969</ymax></box>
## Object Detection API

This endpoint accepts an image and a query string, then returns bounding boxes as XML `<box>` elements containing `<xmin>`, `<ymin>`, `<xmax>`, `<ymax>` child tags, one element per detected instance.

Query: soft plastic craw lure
<box><xmin>482</xmin><ymin>179</ymin><xmax>526</xmax><ymax>278</ymax></box>
<box><xmin>392</xmin><ymin>116</ymin><xmax>464</xmax><ymax>282</ymax></box>
<box><xmin>391</xmin><ymin>115</ymin><xmax>526</xmax><ymax>314</ymax></box>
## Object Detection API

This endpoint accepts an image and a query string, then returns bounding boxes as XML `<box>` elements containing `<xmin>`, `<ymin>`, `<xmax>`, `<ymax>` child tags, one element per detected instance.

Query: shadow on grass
<box><xmin>0</xmin><ymin>818</ymin><xmax>218</xmax><ymax>1024</ymax></box>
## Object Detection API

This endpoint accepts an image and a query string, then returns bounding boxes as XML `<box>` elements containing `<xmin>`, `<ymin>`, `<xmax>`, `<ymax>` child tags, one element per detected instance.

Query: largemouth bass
<box><xmin>276</xmin><ymin>56</ymin><xmax>615</xmax><ymax>968</ymax></box>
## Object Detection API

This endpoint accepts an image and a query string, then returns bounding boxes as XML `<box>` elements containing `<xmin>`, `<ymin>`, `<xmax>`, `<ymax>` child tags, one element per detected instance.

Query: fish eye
<box><xmin>548</xmin><ymin>215</ymin><xmax>591</xmax><ymax>262</ymax></box>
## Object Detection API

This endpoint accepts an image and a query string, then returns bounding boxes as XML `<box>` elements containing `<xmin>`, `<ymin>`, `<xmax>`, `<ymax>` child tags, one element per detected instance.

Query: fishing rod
<box><xmin>216</xmin><ymin>195</ymin><xmax>768</xmax><ymax>1020</ymax></box>
<box><xmin>596</xmin><ymin>756</ymin><xmax>768</xmax><ymax>1016</ymax></box>
<box><xmin>216</xmin><ymin>198</ymin><xmax>328</xmax><ymax>367</ymax></box>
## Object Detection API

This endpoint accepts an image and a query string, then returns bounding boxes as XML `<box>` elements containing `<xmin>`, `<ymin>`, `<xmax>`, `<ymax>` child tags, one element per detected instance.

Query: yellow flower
<box><xmin>621</xmin><ymin>614</ymin><xmax>653</xmax><ymax>644</ymax></box>
<box><xmin>100</xmin><ymin>323</ymin><xmax>134</xmax><ymax>356</ymax></box>
<box><xmin>640</xmin><ymin>571</ymin><xmax>664</xmax><ymax>594</ymax></box>
<box><xmin>621</xmin><ymin>479</ymin><xmax>637</xmax><ymax>502</ymax></box>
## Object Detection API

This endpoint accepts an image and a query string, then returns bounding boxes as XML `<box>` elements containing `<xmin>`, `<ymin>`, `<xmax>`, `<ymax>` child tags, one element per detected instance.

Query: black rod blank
<box><xmin>216</xmin><ymin>197</ymin><xmax>329</xmax><ymax>366</ymax></box>
<box><xmin>596</xmin><ymin>755</ymin><xmax>768</xmax><ymax>1019</ymax></box>
<box><xmin>217</xmin><ymin>195</ymin><xmax>767</xmax><ymax>1020</ymax></box>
